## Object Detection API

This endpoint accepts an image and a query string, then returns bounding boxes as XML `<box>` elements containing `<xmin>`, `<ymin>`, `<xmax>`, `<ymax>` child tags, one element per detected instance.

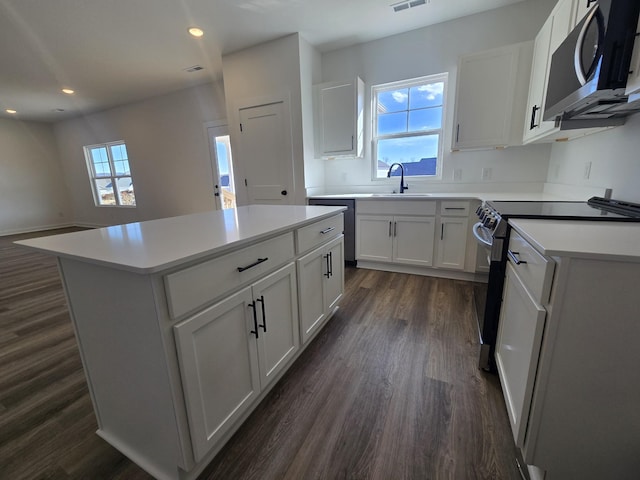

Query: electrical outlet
<box><xmin>583</xmin><ymin>161</ymin><xmax>592</xmax><ymax>180</ymax></box>
<box><xmin>453</xmin><ymin>168</ymin><xmax>462</xmax><ymax>181</ymax></box>
<box><xmin>481</xmin><ymin>167</ymin><xmax>492</xmax><ymax>181</ymax></box>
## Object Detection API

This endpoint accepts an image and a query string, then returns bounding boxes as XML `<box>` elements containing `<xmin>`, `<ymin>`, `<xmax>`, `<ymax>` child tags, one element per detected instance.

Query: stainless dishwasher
<box><xmin>308</xmin><ymin>198</ymin><xmax>355</xmax><ymax>265</ymax></box>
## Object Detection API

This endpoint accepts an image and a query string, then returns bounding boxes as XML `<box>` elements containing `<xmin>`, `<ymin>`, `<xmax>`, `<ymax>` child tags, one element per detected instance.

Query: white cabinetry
<box><xmin>452</xmin><ymin>42</ymin><xmax>532</xmax><ymax>150</ymax></box>
<box><xmin>496</xmin><ymin>263</ymin><xmax>547</xmax><ymax>447</ymax></box>
<box><xmin>498</xmin><ymin>221</ymin><xmax>640</xmax><ymax>480</ymax></box>
<box><xmin>522</xmin><ymin>0</ymin><xmax>609</xmax><ymax>144</ymax></box>
<box><xmin>297</xmin><ymin>235</ymin><xmax>344</xmax><ymax>344</ymax></box>
<box><xmin>435</xmin><ymin>201</ymin><xmax>469</xmax><ymax>270</ymax></box>
<box><xmin>315</xmin><ymin>77</ymin><xmax>364</xmax><ymax>158</ymax></box>
<box><xmin>356</xmin><ymin>200</ymin><xmax>437</xmax><ymax>266</ymax></box>
<box><xmin>174</xmin><ymin>265</ymin><xmax>300</xmax><ymax>463</ymax></box>
<box><xmin>626</xmin><ymin>15</ymin><xmax>640</xmax><ymax>96</ymax></box>
<box><xmin>356</xmin><ymin>199</ymin><xmax>475</xmax><ymax>277</ymax></box>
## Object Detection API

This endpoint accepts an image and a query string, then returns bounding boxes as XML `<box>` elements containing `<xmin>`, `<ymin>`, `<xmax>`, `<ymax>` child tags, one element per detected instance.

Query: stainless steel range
<box><xmin>472</xmin><ymin>196</ymin><xmax>640</xmax><ymax>371</ymax></box>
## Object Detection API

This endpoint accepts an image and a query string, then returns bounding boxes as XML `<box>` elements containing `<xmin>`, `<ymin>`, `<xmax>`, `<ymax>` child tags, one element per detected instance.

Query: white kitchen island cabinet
<box><xmin>16</xmin><ymin>205</ymin><xmax>345</xmax><ymax>480</ymax></box>
<box><xmin>500</xmin><ymin>219</ymin><xmax>640</xmax><ymax>480</ymax></box>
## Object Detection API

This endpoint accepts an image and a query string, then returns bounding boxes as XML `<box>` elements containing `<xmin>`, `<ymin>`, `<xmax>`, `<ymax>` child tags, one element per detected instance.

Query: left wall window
<box><xmin>84</xmin><ymin>141</ymin><xmax>136</xmax><ymax>207</ymax></box>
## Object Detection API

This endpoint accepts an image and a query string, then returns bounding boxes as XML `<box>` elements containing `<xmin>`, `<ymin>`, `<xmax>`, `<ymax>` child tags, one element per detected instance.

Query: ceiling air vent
<box><xmin>183</xmin><ymin>65</ymin><xmax>204</xmax><ymax>73</ymax></box>
<box><xmin>392</xmin><ymin>0</ymin><xmax>427</xmax><ymax>12</ymax></box>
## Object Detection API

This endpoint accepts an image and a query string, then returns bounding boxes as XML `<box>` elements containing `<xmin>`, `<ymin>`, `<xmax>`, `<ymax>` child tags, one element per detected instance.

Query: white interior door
<box><xmin>238</xmin><ymin>101</ymin><xmax>294</xmax><ymax>205</ymax></box>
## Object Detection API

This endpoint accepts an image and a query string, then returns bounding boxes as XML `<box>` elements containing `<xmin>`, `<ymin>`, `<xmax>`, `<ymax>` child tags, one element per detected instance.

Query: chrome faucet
<box><xmin>387</xmin><ymin>163</ymin><xmax>408</xmax><ymax>193</ymax></box>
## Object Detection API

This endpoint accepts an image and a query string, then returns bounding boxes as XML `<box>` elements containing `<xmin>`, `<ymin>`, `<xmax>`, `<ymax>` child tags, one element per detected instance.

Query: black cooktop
<box><xmin>487</xmin><ymin>197</ymin><xmax>640</xmax><ymax>221</ymax></box>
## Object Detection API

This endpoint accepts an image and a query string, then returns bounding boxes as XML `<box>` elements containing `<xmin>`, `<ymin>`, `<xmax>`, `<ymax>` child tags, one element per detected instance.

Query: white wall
<box><xmin>0</xmin><ymin>118</ymin><xmax>73</xmax><ymax>235</ymax></box>
<box><xmin>222</xmin><ymin>34</ymin><xmax>307</xmax><ymax>205</ymax></box>
<box><xmin>319</xmin><ymin>0</ymin><xmax>557</xmax><ymax>194</ymax></box>
<box><xmin>546</xmin><ymin>114</ymin><xmax>640</xmax><ymax>203</ymax></box>
<box><xmin>53</xmin><ymin>82</ymin><xmax>227</xmax><ymax>227</ymax></box>
<box><xmin>299</xmin><ymin>35</ymin><xmax>325</xmax><ymax>193</ymax></box>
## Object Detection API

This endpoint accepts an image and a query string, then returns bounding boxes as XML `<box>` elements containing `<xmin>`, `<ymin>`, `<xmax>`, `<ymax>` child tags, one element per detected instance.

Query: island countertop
<box><xmin>16</xmin><ymin>205</ymin><xmax>345</xmax><ymax>274</ymax></box>
<box><xmin>508</xmin><ymin>218</ymin><xmax>640</xmax><ymax>262</ymax></box>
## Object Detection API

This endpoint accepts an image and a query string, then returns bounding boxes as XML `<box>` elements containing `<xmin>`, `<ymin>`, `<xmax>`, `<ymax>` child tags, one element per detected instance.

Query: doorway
<box><xmin>207</xmin><ymin>123</ymin><xmax>236</xmax><ymax>210</ymax></box>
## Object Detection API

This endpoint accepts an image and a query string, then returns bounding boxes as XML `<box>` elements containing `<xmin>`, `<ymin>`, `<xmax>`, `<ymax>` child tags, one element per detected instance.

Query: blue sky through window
<box><xmin>374</xmin><ymin>78</ymin><xmax>445</xmax><ymax>178</ymax></box>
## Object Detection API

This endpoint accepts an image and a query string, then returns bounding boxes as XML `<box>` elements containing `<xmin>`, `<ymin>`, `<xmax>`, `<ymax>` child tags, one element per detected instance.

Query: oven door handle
<box><xmin>472</xmin><ymin>222</ymin><xmax>493</xmax><ymax>248</ymax></box>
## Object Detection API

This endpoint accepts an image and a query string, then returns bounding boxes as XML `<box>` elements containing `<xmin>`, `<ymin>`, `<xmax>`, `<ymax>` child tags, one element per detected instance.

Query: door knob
<box><xmin>281</xmin><ymin>190</ymin><xmax>288</xmax><ymax>196</ymax></box>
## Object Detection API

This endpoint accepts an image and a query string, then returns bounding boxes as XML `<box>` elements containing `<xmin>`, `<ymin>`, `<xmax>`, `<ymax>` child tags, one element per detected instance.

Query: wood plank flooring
<box><xmin>0</xmin><ymin>229</ymin><xmax>520</xmax><ymax>479</ymax></box>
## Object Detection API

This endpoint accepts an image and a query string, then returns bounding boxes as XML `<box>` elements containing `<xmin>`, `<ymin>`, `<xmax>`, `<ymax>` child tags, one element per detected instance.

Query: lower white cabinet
<box><xmin>174</xmin><ymin>263</ymin><xmax>299</xmax><ymax>462</ymax></box>
<box><xmin>356</xmin><ymin>214</ymin><xmax>435</xmax><ymax>266</ymax></box>
<box><xmin>435</xmin><ymin>216</ymin><xmax>468</xmax><ymax>270</ymax></box>
<box><xmin>495</xmin><ymin>262</ymin><xmax>546</xmax><ymax>447</ymax></box>
<box><xmin>297</xmin><ymin>235</ymin><xmax>344</xmax><ymax>344</ymax></box>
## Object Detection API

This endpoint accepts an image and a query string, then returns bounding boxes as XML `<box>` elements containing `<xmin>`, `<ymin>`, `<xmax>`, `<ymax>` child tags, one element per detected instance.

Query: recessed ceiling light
<box><xmin>6</xmin><ymin>109</ymin><xmax>17</xmax><ymax>114</ymax></box>
<box><xmin>188</xmin><ymin>27</ymin><xmax>204</xmax><ymax>38</ymax></box>
<box><xmin>62</xmin><ymin>88</ymin><xmax>75</xmax><ymax>94</ymax></box>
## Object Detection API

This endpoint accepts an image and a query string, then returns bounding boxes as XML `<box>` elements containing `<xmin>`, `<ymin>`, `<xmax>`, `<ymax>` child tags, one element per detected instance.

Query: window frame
<box><xmin>371</xmin><ymin>73</ymin><xmax>448</xmax><ymax>182</ymax></box>
<box><xmin>84</xmin><ymin>141</ymin><xmax>136</xmax><ymax>208</ymax></box>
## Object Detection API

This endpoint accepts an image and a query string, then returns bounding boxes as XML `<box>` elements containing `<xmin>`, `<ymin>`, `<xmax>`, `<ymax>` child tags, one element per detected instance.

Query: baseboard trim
<box><xmin>357</xmin><ymin>260</ymin><xmax>487</xmax><ymax>282</ymax></box>
<box><xmin>0</xmin><ymin>222</ymin><xmax>75</xmax><ymax>237</ymax></box>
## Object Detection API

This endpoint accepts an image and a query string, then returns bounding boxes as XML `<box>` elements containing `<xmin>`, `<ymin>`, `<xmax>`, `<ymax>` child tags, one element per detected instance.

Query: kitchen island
<box><xmin>16</xmin><ymin>205</ymin><xmax>346</xmax><ymax>480</ymax></box>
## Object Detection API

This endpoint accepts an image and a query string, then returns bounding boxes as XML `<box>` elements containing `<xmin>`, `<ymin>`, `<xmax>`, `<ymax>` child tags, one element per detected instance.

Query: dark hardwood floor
<box><xmin>0</xmin><ymin>229</ymin><xmax>520</xmax><ymax>480</ymax></box>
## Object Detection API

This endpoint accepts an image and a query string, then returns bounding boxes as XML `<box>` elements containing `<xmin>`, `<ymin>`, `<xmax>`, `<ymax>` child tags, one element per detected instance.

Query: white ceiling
<box><xmin>0</xmin><ymin>0</ymin><xmax>527</xmax><ymax>122</ymax></box>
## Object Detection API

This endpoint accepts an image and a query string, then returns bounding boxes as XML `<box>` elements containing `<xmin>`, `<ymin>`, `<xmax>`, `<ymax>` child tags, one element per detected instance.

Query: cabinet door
<box><xmin>317</xmin><ymin>78</ymin><xmax>364</xmax><ymax>158</ymax></box>
<box><xmin>174</xmin><ymin>287</ymin><xmax>260</xmax><ymax>462</ymax></box>
<box><xmin>297</xmin><ymin>246</ymin><xmax>327</xmax><ymax>344</ymax></box>
<box><xmin>252</xmin><ymin>263</ymin><xmax>300</xmax><ymax>389</ymax></box>
<box><xmin>392</xmin><ymin>216</ymin><xmax>436</xmax><ymax>266</ymax></box>
<box><xmin>626</xmin><ymin>15</ymin><xmax>640</xmax><ymax>96</ymax></box>
<box><xmin>324</xmin><ymin>236</ymin><xmax>344</xmax><ymax>313</ymax></box>
<box><xmin>453</xmin><ymin>45</ymin><xmax>520</xmax><ymax>149</ymax></box>
<box><xmin>356</xmin><ymin>215</ymin><xmax>393</xmax><ymax>262</ymax></box>
<box><xmin>495</xmin><ymin>264</ymin><xmax>546</xmax><ymax>448</ymax></box>
<box><xmin>523</xmin><ymin>14</ymin><xmax>555</xmax><ymax>143</ymax></box>
<box><xmin>435</xmin><ymin>217</ymin><xmax>468</xmax><ymax>270</ymax></box>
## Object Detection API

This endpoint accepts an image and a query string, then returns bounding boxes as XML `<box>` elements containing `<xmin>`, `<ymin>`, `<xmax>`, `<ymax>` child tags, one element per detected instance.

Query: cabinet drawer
<box><xmin>296</xmin><ymin>214</ymin><xmax>344</xmax><ymax>254</ymax></box>
<box><xmin>507</xmin><ymin>230</ymin><xmax>555</xmax><ymax>304</ymax></box>
<box><xmin>356</xmin><ymin>200</ymin><xmax>436</xmax><ymax>216</ymax></box>
<box><xmin>165</xmin><ymin>233</ymin><xmax>295</xmax><ymax>318</ymax></box>
<box><xmin>440</xmin><ymin>200</ymin><xmax>469</xmax><ymax>216</ymax></box>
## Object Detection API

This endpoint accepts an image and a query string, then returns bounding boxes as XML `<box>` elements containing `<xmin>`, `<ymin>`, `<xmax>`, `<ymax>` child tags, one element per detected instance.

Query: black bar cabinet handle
<box><xmin>328</xmin><ymin>251</ymin><xmax>333</xmax><ymax>277</ymax></box>
<box><xmin>389</xmin><ymin>221</ymin><xmax>393</xmax><ymax>237</ymax></box>
<box><xmin>324</xmin><ymin>253</ymin><xmax>331</xmax><ymax>278</ymax></box>
<box><xmin>320</xmin><ymin>226</ymin><xmax>335</xmax><ymax>235</ymax></box>
<box><xmin>249</xmin><ymin>302</ymin><xmax>259</xmax><ymax>338</ymax></box>
<box><xmin>441</xmin><ymin>224</ymin><xmax>444</xmax><ymax>240</ymax></box>
<box><xmin>445</xmin><ymin>207</ymin><xmax>466</xmax><ymax>210</ymax></box>
<box><xmin>237</xmin><ymin>257</ymin><xmax>268</xmax><ymax>272</ymax></box>
<box><xmin>508</xmin><ymin>250</ymin><xmax>528</xmax><ymax>265</ymax></box>
<box><xmin>530</xmin><ymin>105</ymin><xmax>540</xmax><ymax>130</ymax></box>
<box><xmin>256</xmin><ymin>296</ymin><xmax>266</xmax><ymax>332</ymax></box>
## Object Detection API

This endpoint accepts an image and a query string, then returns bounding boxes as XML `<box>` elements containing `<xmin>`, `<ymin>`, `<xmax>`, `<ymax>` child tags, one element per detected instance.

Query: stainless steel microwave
<box><xmin>544</xmin><ymin>0</ymin><xmax>640</xmax><ymax>125</ymax></box>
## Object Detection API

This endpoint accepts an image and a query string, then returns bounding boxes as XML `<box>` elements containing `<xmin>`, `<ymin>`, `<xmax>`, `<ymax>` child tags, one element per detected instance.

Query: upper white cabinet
<box><xmin>522</xmin><ymin>0</ymin><xmax>611</xmax><ymax>144</ymax></box>
<box><xmin>452</xmin><ymin>42</ymin><xmax>532</xmax><ymax>150</ymax></box>
<box><xmin>314</xmin><ymin>77</ymin><xmax>364</xmax><ymax>159</ymax></box>
<box><xmin>626</xmin><ymin>15</ymin><xmax>640</xmax><ymax>96</ymax></box>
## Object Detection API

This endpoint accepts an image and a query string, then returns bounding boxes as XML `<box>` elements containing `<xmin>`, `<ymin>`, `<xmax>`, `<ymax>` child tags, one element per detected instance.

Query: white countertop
<box><xmin>308</xmin><ymin>192</ymin><xmax>576</xmax><ymax>202</ymax></box>
<box><xmin>16</xmin><ymin>205</ymin><xmax>345</xmax><ymax>274</ymax></box>
<box><xmin>508</xmin><ymin>219</ymin><xmax>640</xmax><ymax>262</ymax></box>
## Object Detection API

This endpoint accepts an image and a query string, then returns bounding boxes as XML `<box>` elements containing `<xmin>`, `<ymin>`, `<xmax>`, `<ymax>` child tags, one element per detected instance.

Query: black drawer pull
<box><xmin>237</xmin><ymin>257</ymin><xmax>268</xmax><ymax>272</ymax></box>
<box><xmin>445</xmin><ymin>207</ymin><xmax>466</xmax><ymax>210</ymax></box>
<box><xmin>320</xmin><ymin>226</ymin><xmax>335</xmax><ymax>235</ymax></box>
<box><xmin>508</xmin><ymin>250</ymin><xmax>527</xmax><ymax>265</ymax></box>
